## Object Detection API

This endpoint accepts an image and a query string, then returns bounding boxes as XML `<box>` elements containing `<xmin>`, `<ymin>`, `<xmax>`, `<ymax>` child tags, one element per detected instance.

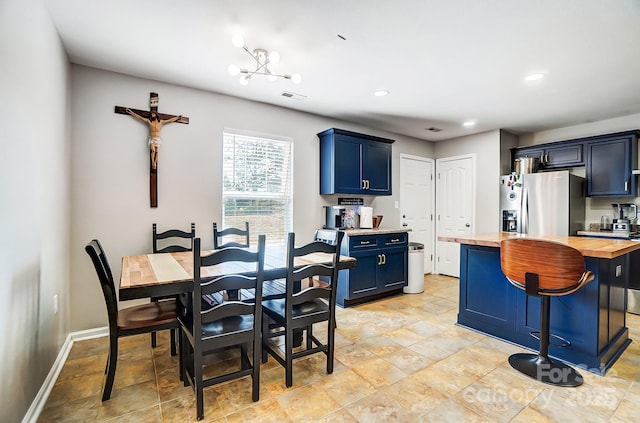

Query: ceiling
<box><xmin>44</xmin><ymin>0</ymin><xmax>640</xmax><ymax>141</ymax></box>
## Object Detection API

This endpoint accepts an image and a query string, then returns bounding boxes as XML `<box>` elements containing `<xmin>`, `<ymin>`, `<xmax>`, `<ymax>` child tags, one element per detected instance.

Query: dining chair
<box><xmin>153</xmin><ymin>222</ymin><xmax>195</xmax><ymax>253</ymax></box>
<box><xmin>85</xmin><ymin>239</ymin><xmax>181</xmax><ymax>401</ymax></box>
<box><xmin>261</xmin><ymin>231</ymin><xmax>344</xmax><ymax>388</ymax></box>
<box><xmin>179</xmin><ymin>235</ymin><xmax>265</xmax><ymax>421</ymax></box>
<box><xmin>213</xmin><ymin>221</ymin><xmax>250</xmax><ymax>249</ymax></box>
<box><xmin>151</xmin><ymin>222</ymin><xmax>196</xmax><ymax>354</ymax></box>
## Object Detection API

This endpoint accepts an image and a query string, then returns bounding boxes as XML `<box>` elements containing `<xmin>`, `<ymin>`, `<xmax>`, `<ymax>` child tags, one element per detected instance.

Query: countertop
<box><xmin>437</xmin><ymin>232</ymin><xmax>640</xmax><ymax>259</ymax></box>
<box><xmin>577</xmin><ymin>230</ymin><xmax>637</xmax><ymax>239</ymax></box>
<box><xmin>341</xmin><ymin>228</ymin><xmax>410</xmax><ymax>236</ymax></box>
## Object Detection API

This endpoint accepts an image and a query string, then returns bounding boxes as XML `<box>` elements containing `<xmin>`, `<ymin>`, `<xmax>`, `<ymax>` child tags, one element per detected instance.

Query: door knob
<box><xmin>465</xmin><ymin>223</ymin><xmax>471</xmax><ymax>227</ymax></box>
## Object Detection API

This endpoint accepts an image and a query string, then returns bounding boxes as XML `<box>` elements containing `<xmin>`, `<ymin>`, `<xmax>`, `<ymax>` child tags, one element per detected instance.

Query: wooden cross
<box><xmin>115</xmin><ymin>92</ymin><xmax>189</xmax><ymax>208</ymax></box>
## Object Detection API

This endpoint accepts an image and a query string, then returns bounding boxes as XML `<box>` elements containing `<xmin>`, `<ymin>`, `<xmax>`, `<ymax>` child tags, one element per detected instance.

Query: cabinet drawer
<box><xmin>349</xmin><ymin>236</ymin><xmax>379</xmax><ymax>250</ymax></box>
<box><xmin>382</xmin><ymin>233</ymin><xmax>408</xmax><ymax>247</ymax></box>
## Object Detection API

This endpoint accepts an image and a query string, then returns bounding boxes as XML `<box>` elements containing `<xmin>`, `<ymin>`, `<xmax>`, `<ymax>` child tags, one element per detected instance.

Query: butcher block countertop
<box><xmin>438</xmin><ymin>232</ymin><xmax>640</xmax><ymax>259</ymax></box>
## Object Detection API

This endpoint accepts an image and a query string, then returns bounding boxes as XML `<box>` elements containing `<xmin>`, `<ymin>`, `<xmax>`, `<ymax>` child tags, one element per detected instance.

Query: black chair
<box><xmin>500</xmin><ymin>238</ymin><xmax>594</xmax><ymax>387</ymax></box>
<box><xmin>153</xmin><ymin>222</ymin><xmax>195</xmax><ymax>253</ymax></box>
<box><xmin>213</xmin><ymin>221</ymin><xmax>250</xmax><ymax>249</ymax></box>
<box><xmin>85</xmin><ymin>239</ymin><xmax>181</xmax><ymax>401</ymax></box>
<box><xmin>179</xmin><ymin>236</ymin><xmax>265</xmax><ymax>421</ymax></box>
<box><xmin>261</xmin><ymin>231</ymin><xmax>344</xmax><ymax>388</ymax></box>
<box><xmin>151</xmin><ymin>222</ymin><xmax>196</xmax><ymax>354</ymax></box>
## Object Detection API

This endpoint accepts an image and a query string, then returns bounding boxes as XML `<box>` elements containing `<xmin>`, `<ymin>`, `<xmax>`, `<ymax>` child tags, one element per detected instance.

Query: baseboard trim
<box><xmin>22</xmin><ymin>327</ymin><xmax>108</xmax><ymax>423</ymax></box>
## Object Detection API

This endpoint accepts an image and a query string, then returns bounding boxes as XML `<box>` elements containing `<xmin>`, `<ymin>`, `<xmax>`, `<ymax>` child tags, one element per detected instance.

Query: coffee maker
<box><xmin>324</xmin><ymin>206</ymin><xmax>345</xmax><ymax>229</ymax></box>
<box><xmin>323</xmin><ymin>206</ymin><xmax>359</xmax><ymax>229</ymax></box>
<box><xmin>611</xmin><ymin>203</ymin><xmax>638</xmax><ymax>233</ymax></box>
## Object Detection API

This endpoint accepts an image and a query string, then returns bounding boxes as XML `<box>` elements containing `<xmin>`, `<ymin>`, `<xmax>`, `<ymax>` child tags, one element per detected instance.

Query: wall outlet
<box><xmin>394</xmin><ymin>201</ymin><xmax>399</xmax><ymax>209</ymax></box>
<box><xmin>53</xmin><ymin>294</ymin><xmax>59</xmax><ymax>315</ymax></box>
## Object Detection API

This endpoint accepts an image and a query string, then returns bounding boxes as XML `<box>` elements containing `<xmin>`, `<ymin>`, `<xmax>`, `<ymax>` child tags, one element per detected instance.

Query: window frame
<box><xmin>222</xmin><ymin>128</ymin><xmax>294</xmax><ymax>245</ymax></box>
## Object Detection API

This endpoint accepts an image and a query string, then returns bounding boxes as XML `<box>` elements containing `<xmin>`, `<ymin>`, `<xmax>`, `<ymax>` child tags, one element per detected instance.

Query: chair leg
<box><xmin>240</xmin><ymin>343</ymin><xmax>248</xmax><ymax>370</ymax></box>
<box><xmin>170</xmin><ymin>328</ymin><xmax>177</xmax><ymax>356</ymax></box>
<box><xmin>508</xmin><ymin>296</ymin><xmax>583</xmax><ymax>387</ymax></box>
<box><xmin>181</xmin><ymin>329</ymin><xmax>190</xmax><ymax>387</ymax></box>
<box><xmin>327</xmin><ymin>317</ymin><xmax>335</xmax><ymax>374</ymax></box>
<box><xmin>285</xmin><ymin>325</ymin><xmax>294</xmax><ymax>388</ymax></box>
<box><xmin>194</xmin><ymin>343</ymin><xmax>204</xmax><ymax>420</ymax></box>
<box><xmin>151</xmin><ymin>331</ymin><xmax>157</xmax><ymax>348</ymax></box>
<box><xmin>261</xmin><ymin>315</ymin><xmax>269</xmax><ymax>363</ymax></box>
<box><xmin>251</xmin><ymin>336</ymin><xmax>260</xmax><ymax>402</ymax></box>
<box><xmin>102</xmin><ymin>335</ymin><xmax>118</xmax><ymax>401</ymax></box>
<box><xmin>306</xmin><ymin>325</ymin><xmax>313</xmax><ymax>350</ymax></box>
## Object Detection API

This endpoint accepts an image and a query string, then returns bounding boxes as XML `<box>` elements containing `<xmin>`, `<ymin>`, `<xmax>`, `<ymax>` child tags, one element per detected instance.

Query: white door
<box><xmin>436</xmin><ymin>154</ymin><xmax>475</xmax><ymax>277</ymax></box>
<box><xmin>399</xmin><ymin>154</ymin><xmax>435</xmax><ymax>273</ymax></box>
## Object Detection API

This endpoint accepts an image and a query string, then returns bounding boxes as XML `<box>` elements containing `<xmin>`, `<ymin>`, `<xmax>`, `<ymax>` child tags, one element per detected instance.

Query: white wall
<box><xmin>434</xmin><ymin>130</ymin><xmax>502</xmax><ymax>233</ymax></box>
<box><xmin>0</xmin><ymin>0</ymin><xmax>70</xmax><ymax>420</ymax></box>
<box><xmin>69</xmin><ymin>65</ymin><xmax>434</xmax><ymax>331</ymax></box>
<box><xmin>520</xmin><ymin>113</ymin><xmax>640</xmax><ymax>146</ymax></box>
<box><xmin>520</xmin><ymin>113</ymin><xmax>640</xmax><ymax>227</ymax></box>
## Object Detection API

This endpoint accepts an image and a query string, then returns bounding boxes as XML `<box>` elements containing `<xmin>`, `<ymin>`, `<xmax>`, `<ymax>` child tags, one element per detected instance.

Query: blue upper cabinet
<box><xmin>318</xmin><ymin>128</ymin><xmax>394</xmax><ymax>195</ymax></box>
<box><xmin>513</xmin><ymin>142</ymin><xmax>583</xmax><ymax>170</ymax></box>
<box><xmin>586</xmin><ymin>132</ymin><xmax>638</xmax><ymax>197</ymax></box>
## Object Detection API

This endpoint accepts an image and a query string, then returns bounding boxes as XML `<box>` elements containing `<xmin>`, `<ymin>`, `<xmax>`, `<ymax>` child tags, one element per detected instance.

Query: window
<box><xmin>223</xmin><ymin>130</ymin><xmax>293</xmax><ymax>245</ymax></box>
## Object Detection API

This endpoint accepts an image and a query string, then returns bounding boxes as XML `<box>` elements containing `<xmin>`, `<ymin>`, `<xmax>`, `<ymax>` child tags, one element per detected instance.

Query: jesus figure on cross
<box><xmin>125</xmin><ymin>108</ymin><xmax>182</xmax><ymax>169</ymax></box>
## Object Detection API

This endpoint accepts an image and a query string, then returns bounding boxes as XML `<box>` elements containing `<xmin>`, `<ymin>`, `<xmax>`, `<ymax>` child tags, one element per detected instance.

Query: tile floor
<box><xmin>39</xmin><ymin>274</ymin><xmax>640</xmax><ymax>422</ymax></box>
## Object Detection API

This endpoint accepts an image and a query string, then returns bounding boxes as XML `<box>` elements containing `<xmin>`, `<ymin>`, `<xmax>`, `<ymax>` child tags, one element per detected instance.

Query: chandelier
<box><xmin>227</xmin><ymin>35</ymin><xmax>301</xmax><ymax>86</ymax></box>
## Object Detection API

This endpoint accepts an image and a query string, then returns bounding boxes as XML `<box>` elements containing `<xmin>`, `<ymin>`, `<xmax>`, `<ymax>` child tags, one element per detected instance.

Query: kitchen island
<box><xmin>438</xmin><ymin>232</ymin><xmax>640</xmax><ymax>375</ymax></box>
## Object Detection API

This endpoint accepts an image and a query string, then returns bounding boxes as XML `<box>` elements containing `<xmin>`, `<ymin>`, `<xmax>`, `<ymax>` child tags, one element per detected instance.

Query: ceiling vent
<box><xmin>426</xmin><ymin>127</ymin><xmax>443</xmax><ymax>132</ymax></box>
<box><xmin>281</xmin><ymin>91</ymin><xmax>307</xmax><ymax>101</ymax></box>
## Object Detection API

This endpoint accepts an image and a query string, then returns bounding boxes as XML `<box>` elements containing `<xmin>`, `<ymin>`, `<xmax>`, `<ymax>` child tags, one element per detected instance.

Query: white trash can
<box><xmin>404</xmin><ymin>242</ymin><xmax>425</xmax><ymax>294</ymax></box>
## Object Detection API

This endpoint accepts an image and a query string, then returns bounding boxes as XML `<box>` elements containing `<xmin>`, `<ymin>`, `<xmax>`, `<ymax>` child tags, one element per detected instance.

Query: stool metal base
<box><xmin>509</xmin><ymin>353</ymin><xmax>583</xmax><ymax>387</ymax></box>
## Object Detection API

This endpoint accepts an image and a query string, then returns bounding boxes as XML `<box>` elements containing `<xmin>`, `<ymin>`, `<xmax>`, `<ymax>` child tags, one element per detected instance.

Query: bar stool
<box><xmin>500</xmin><ymin>238</ymin><xmax>594</xmax><ymax>387</ymax></box>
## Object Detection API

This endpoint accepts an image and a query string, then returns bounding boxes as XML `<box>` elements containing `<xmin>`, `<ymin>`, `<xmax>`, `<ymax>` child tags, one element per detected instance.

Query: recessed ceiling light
<box><xmin>374</xmin><ymin>90</ymin><xmax>389</xmax><ymax>97</ymax></box>
<box><xmin>525</xmin><ymin>73</ymin><xmax>545</xmax><ymax>81</ymax></box>
<box><xmin>463</xmin><ymin>121</ymin><xmax>476</xmax><ymax>127</ymax></box>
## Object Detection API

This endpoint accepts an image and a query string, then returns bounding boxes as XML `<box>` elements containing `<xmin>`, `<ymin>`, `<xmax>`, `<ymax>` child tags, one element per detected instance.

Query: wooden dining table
<box><xmin>119</xmin><ymin>245</ymin><xmax>356</xmax><ymax>301</ymax></box>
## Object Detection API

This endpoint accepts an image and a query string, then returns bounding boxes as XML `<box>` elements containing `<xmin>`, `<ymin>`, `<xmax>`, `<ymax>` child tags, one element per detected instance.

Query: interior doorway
<box><xmin>399</xmin><ymin>154</ymin><xmax>435</xmax><ymax>274</ymax></box>
<box><xmin>435</xmin><ymin>154</ymin><xmax>475</xmax><ymax>277</ymax></box>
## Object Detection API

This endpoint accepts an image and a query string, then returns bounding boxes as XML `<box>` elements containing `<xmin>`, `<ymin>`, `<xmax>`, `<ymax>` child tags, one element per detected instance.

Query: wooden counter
<box><xmin>439</xmin><ymin>232</ymin><xmax>635</xmax><ymax>375</ymax></box>
<box><xmin>438</xmin><ymin>232</ymin><xmax>640</xmax><ymax>259</ymax></box>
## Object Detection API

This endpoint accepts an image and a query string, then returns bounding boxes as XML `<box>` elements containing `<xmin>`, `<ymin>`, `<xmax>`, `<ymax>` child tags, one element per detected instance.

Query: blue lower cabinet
<box><xmin>458</xmin><ymin>246</ymin><xmax>516</xmax><ymax>332</ymax></box>
<box><xmin>337</xmin><ymin>232</ymin><xmax>408</xmax><ymax>307</ymax></box>
<box><xmin>457</xmin><ymin>244</ymin><xmax>630</xmax><ymax>375</ymax></box>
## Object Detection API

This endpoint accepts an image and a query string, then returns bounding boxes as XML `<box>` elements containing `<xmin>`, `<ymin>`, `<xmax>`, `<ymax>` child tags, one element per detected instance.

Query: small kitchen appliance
<box><xmin>323</xmin><ymin>206</ymin><xmax>345</xmax><ymax>229</ymax></box>
<box><xmin>611</xmin><ymin>203</ymin><xmax>638</xmax><ymax>233</ymax></box>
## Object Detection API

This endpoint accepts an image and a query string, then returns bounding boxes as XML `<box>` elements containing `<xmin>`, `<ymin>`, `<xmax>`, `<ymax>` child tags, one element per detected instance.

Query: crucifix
<box><xmin>115</xmin><ymin>92</ymin><xmax>189</xmax><ymax>207</ymax></box>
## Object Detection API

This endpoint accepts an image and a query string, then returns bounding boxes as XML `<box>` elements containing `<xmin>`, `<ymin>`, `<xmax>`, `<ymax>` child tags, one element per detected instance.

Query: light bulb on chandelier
<box><xmin>227</xmin><ymin>35</ymin><xmax>301</xmax><ymax>86</ymax></box>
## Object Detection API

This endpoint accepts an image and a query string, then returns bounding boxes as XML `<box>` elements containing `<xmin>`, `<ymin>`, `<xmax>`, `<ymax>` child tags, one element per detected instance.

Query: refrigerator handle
<box><xmin>521</xmin><ymin>188</ymin><xmax>528</xmax><ymax>234</ymax></box>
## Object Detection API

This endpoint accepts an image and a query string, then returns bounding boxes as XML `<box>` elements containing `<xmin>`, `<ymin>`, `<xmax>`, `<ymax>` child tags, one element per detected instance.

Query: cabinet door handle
<box><xmin>391</xmin><ymin>238</ymin><xmax>400</xmax><ymax>243</ymax></box>
<box><xmin>360</xmin><ymin>240</ymin><xmax>370</xmax><ymax>245</ymax></box>
<box><xmin>377</xmin><ymin>254</ymin><xmax>382</xmax><ymax>265</ymax></box>
<box><xmin>365</xmin><ymin>179</ymin><xmax>370</xmax><ymax>189</ymax></box>
<box><xmin>362</xmin><ymin>180</ymin><xmax>366</xmax><ymax>189</ymax></box>
<box><xmin>625</xmin><ymin>181</ymin><xmax>629</xmax><ymax>192</ymax></box>
<box><xmin>381</xmin><ymin>254</ymin><xmax>386</xmax><ymax>265</ymax></box>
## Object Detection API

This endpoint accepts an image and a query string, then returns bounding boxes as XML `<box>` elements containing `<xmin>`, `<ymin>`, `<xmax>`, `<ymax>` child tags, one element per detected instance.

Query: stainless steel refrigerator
<box><xmin>500</xmin><ymin>170</ymin><xmax>585</xmax><ymax>236</ymax></box>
